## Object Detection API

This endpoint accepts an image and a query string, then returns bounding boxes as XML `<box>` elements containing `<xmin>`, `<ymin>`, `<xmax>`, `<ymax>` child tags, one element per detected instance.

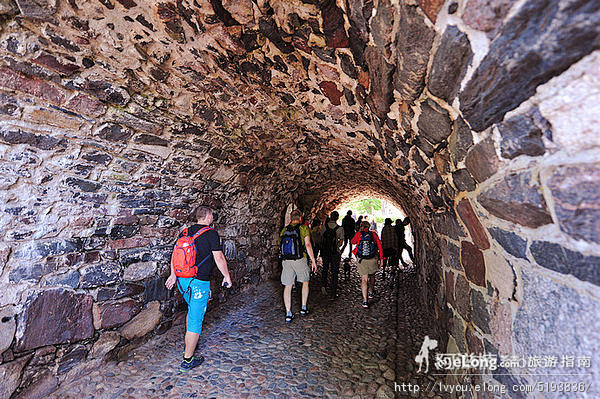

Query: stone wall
<box><xmin>0</xmin><ymin>0</ymin><xmax>599</xmax><ymax>397</ymax></box>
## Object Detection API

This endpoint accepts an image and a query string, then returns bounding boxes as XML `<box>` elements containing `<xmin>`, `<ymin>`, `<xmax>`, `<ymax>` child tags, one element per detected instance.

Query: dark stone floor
<box><xmin>50</xmin><ymin>259</ymin><xmax>447</xmax><ymax>398</ymax></box>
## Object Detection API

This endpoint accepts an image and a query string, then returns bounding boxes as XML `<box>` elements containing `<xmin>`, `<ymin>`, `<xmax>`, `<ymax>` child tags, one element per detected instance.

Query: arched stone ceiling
<box><xmin>1</xmin><ymin>0</ymin><xmax>438</xmax><ymax>212</ymax></box>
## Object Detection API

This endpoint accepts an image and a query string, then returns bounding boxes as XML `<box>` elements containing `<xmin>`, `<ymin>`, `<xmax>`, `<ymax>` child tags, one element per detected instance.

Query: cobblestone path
<box><xmin>51</xmin><ymin>260</ymin><xmax>446</xmax><ymax>398</ymax></box>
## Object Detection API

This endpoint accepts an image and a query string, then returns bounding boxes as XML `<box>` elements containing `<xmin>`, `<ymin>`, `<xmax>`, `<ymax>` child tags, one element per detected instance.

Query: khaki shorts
<box><xmin>357</xmin><ymin>257</ymin><xmax>379</xmax><ymax>276</ymax></box>
<box><xmin>281</xmin><ymin>257</ymin><xmax>310</xmax><ymax>285</ymax></box>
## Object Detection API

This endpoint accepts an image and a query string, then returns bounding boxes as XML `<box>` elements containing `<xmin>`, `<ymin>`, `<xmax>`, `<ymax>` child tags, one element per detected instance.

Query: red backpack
<box><xmin>171</xmin><ymin>226</ymin><xmax>212</xmax><ymax>278</ymax></box>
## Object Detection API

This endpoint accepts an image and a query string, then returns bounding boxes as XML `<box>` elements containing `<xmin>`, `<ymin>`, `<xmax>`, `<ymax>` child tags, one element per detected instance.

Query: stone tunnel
<box><xmin>0</xmin><ymin>0</ymin><xmax>599</xmax><ymax>397</ymax></box>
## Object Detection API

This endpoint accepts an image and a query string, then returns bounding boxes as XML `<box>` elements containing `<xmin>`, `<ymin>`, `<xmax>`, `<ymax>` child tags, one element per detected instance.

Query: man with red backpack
<box><xmin>351</xmin><ymin>220</ymin><xmax>383</xmax><ymax>308</ymax></box>
<box><xmin>165</xmin><ymin>206</ymin><xmax>232</xmax><ymax>372</ymax></box>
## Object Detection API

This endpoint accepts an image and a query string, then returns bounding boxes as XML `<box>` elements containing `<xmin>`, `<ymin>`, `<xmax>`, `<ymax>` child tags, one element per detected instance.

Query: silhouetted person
<box><xmin>380</xmin><ymin>218</ymin><xmax>398</xmax><ymax>279</ymax></box>
<box><xmin>355</xmin><ymin>215</ymin><xmax>363</xmax><ymax>233</ymax></box>
<box><xmin>395</xmin><ymin>217</ymin><xmax>414</xmax><ymax>267</ymax></box>
<box><xmin>166</xmin><ymin>206</ymin><xmax>232</xmax><ymax>372</ymax></box>
<box><xmin>351</xmin><ymin>221</ymin><xmax>383</xmax><ymax>308</ymax></box>
<box><xmin>340</xmin><ymin>210</ymin><xmax>356</xmax><ymax>258</ymax></box>
<box><xmin>320</xmin><ymin>211</ymin><xmax>344</xmax><ymax>298</ymax></box>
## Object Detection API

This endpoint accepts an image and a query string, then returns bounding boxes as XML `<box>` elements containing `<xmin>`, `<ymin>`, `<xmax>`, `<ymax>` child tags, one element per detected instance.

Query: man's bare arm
<box><xmin>213</xmin><ymin>250</ymin><xmax>232</xmax><ymax>287</ymax></box>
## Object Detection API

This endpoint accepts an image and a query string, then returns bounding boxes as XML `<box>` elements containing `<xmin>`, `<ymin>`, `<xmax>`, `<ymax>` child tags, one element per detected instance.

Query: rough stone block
<box><xmin>484</xmin><ymin>250</ymin><xmax>516</xmax><ymax>301</ymax></box>
<box><xmin>465</xmin><ymin>137</ymin><xmax>499</xmax><ymax>183</ymax></box>
<box><xmin>456</xmin><ymin>199</ymin><xmax>490</xmax><ymax>250</ymax></box>
<box><xmin>16</xmin><ymin>370</ymin><xmax>59</xmax><ymax>399</ymax></box>
<box><xmin>123</xmin><ymin>261</ymin><xmax>157</xmax><ymax>281</ymax></box>
<box><xmin>477</xmin><ymin>170</ymin><xmax>552</xmax><ymax>228</ymax></box>
<box><xmin>14</xmin><ymin>238</ymin><xmax>83</xmax><ymax>260</ymax></box>
<box><xmin>489</xmin><ymin>300</ymin><xmax>513</xmax><ymax>355</ymax></box>
<box><xmin>144</xmin><ymin>276</ymin><xmax>170</xmax><ymax>302</ymax></box>
<box><xmin>433</xmin><ymin>210</ymin><xmax>466</xmax><ymax>240</ymax></box>
<box><xmin>497</xmin><ymin>108</ymin><xmax>549</xmax><ymax>159</ymax></box>
<box><xmin>428</xmin><ymin>25</ymin><xmax>473</xmax><ymax>102</ymax></box>
<box><xmin>452</xmin><ymin>169</ymin><xmax>476</xmax><ymax>192</ymax></box>
<box><xmin>96</xmin><ymin>123</ymin><xmax>132</xmax><ymax>142</ymax></box>
<box><xmin>0</xmin><ymin>354</ymin><xmax>33</xmax><ymax>399</ymax></box>
<box><xmin>462</xmin><ymin>0</ymin><xmax>517</xmax><ymax>38</ymax></box>
<box><xmin>320</xmin><ymin>0</ymin><xmax>349</xmax><ymax>48</ymax></box>
<box><xmin>16</xmin><ymin>289</ymin><xmax>93</xmax><ymax>351</ymax></box>
<box><xmin>454</xmin><ymin>273</ymin><xmax>471</xmax><ymax>322</ymax></box>
<box><xmin>57</xmin><ymin>345</ymin><xmax>87</xmax><ymax>374</ymax></box>
<box><xmin>120</xmin><ymin>301</ymin><xmax>162</xmax><ymax>340</ymax></box>
<box><xmin>449</xmin><ymin>116</ymin><xmax>473</xmax><ymax>166</ymax></box>
<box><xmin>513</xmin><ymin>268</ymin><xmax>600</xmax><ymax>388</ymax></box>
<box><xmin>460</xmin><ymin>241</ymin><xmax>486</xmax><ymax>287</ymax></box>
<box><xmin>546</xmin><ymin>164</ymin><xmax>600</xmax><ymax>244</ymax></box>
<box><xmin>393</xmin><ymin>3</ymin><xmax>435</xmax><ymax>103</ymax></box>
<box><xmin>93</xmin><ymin>299</ymin><xmax>141</xmax><ymax>329</ymax></box>
<box><xmin>79</xmin><ymin>262</ymin><xmax>121</xmax><ymax>289</ymax></box>
<box><xmin>417</xmin><ymin>99</ymin><xmax>452</xmax><ymax>145</ymax></box>
<box><xmin>470</xmin><ymin>289</ymin><xmax>491</xmax><ymax>334</ymax></box>
<box><xmin>40</xmin><ymin>269</ymin><xmax>80</xmax><ymax>289</ymax></box>
<box><xmin>530</xmin><ymin>241</ymin><xmax>600</xmax><ymax>286</ymax></box>
<box><xmin>364</xmin><ymin>46</ymin><xmax>395</xmax><ymax>121</ymax></box>
<box><xmin>0</xmin><ymin>67</ymin><xmax>65</xmax><ymax>104</ymax></box>
<box><xmin>537</xmin><ymin>51</ymin><xmax>600</xmax><ymax>154</ymax></box>
<box><xmin>460</xmin><ymin>0</ymin><xmax>600</xmax><ymax>131</ymax></box>
<box><xmin>89</xmin><ymin>332</ymin><xmax>121</xmax><ymax>360</ymax></box>
<box><xmin>319</xmin><ymin>81</ymin><xmax>342</xmax><ymax>106</ymax></box>
<box><xmin>419</xmin><ymin>0</ymin><xmax>444</xmax><ymax>23</ymax></box>
<box><xmin>0</xmin><ymin>126</ymin><xmax>67</xmax><ymax>151</ymax></box>
<box><xmin>65</xmin><ymin>93</ymin><xmax>106</xmax><ymax>118</ymax></box>
<box><xmin>0</xmin><ymin>305</ymin><xmax>16</xmax><ymax>354</ymax></box>
<box><xmin>488</xmin><ymin>227</ymin><xmax>526</xmax><ymax>259</ymax></box>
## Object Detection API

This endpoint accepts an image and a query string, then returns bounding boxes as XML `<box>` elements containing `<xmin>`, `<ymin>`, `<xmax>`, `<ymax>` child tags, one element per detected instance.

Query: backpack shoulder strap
<box><xmin>191</xmin><ymin>226</ymin><xmax>213</xmax><ymax>240</ymax></box>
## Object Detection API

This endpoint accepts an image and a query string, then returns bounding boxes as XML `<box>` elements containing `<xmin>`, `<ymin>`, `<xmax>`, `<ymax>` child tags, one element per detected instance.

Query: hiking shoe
<box><xmin>285</xmin><ymin>313</ymin><xmax>295</xmax><ymax>323</ymax></box>
<box><xmin>179</xmin><ymin>356</ymin><xmax>204</xmax><ymax>372</ymax></box>
<box><xmin>368</xmin><ymin>292</ymin><xmax>374</xmax><ymax>299</ymax></box>
<box><xmin>362</xmin><ymin>301</ymin><xmax>369</xmax><ymax>308</ymax></box>
<box><xmin>300</xmin><ymin>308</ymin><xmax>310</xmax><ymax>316</ymax></box>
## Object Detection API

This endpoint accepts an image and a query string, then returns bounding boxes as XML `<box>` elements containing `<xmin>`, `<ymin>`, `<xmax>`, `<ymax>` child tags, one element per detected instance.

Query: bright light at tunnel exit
<box><xmin>335</xmin><ymin>198</ymin><xmax>414</xmax><ymax>247</ymax></box>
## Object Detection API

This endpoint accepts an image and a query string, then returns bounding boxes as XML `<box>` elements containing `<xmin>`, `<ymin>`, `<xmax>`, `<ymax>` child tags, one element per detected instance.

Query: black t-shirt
<box><xmin>342</xmin><ymin>216</ymin><xmax>356</xmax><ymax>236</ymax></box>
<box><xmin>179</xmin><ymin>224</ymin><xmax>222</xmax><ymax>281</ymax></box>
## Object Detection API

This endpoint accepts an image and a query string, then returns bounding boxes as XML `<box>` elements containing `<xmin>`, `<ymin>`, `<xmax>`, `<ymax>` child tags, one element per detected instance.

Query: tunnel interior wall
<box><xmin>0</xmin><ymin>0</ymin><xmax>599</xmax><ymax>397</ymax></box>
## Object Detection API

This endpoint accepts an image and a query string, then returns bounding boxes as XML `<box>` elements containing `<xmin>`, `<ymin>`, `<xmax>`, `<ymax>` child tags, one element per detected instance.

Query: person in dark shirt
<box><xmin>340</xmin><ymin>210</ymin><xmax>356</xmax><ymax>259</ymax></box>
<box><xmin>395</xmin><ymin>217</ymin><xmax>414</xmax><ymax>268</ymax></box>
<box><xmin>166</xmin><ymin>206</ymin><xmax>232</xmax><ymax>372</ymax></box>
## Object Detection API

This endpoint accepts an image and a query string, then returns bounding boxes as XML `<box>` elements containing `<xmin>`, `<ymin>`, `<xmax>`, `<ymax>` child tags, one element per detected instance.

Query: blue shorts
<box><xmin>177</xmin><ymin>278</ymin><xmax>210</xmax><ymax>334</ymax></box>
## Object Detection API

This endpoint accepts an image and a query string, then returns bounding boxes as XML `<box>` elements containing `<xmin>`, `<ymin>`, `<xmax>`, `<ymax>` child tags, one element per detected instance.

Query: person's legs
<box><xmin>340</xmin><ymin>237</ymin><xmax>348</xmax><ymax>257</ymax></box>
<box><xmin>405</xmin><ymin>243</ymin><xmax>415</xmax><ymax>262</ymax></box>
<box><xmin>184</xmin><ymin>331</ymin><xmax>200</xmax><ymax>358</ymax></box>
<box><xmin>331</xmin><ymin>254</ymin><xmax>340</xmax><ymax>296</ymax></box>
<box><xmin>301</xmin><ymin>281</ymin><xmax>309</xmax><ymax>308</ymax></box>
<box><xmin>283</xmin><ymin>285</ymin><xmax>293</xmax><ymax>313</ymax></box>
<box><xmin>321</xmin><ymin>255</ymin><xmax>331</xmax><ymax>292</ymax></box>
<box><xmin>281</xmin><ymin>261</ymin><xmax>297</xmax><ymax>317</ymax></box>
<box><xmin>398</xmin><ymin>246</ymin><xmax>409</xmax><ymax>267</ymax></box>
<box><xmin>361</xmin><ymin>274</ymin><xmax>369</xmax><ymax>303</ymax></box>
<box><xmin>293</xmin><ymin>258</ymin><xmax>310</xmax><ymax>311</ymax></box>
<box><xmin>368</xmin><ymin>274</ymin><xmax>375</xmax><ymax>294</ymax></box>
<box><xmin>180</xmin><ymin>279</ymin><xmax>210</xmax><ymax>369</ymax></box>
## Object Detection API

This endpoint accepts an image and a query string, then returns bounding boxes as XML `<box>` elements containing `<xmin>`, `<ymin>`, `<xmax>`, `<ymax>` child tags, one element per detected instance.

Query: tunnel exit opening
<box><xmin>334</xmin><ymin>197</ymin><xmax>415</xmax><ymax>266</ymax></box>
